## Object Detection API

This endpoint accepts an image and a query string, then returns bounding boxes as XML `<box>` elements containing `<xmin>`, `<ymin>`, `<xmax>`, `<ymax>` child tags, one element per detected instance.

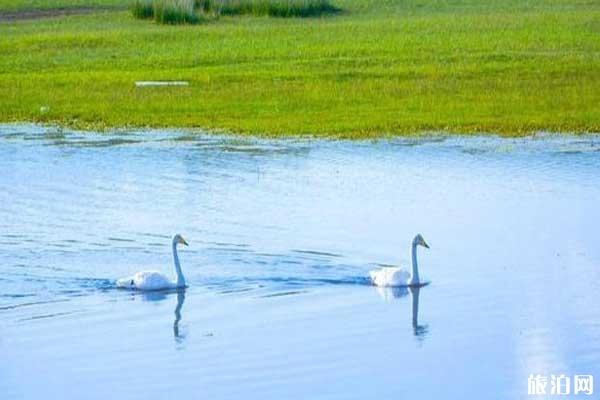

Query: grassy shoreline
<box><xmin>1</xmin><ymin>1</ymin><xmax>599</xmax><ymax>137</ymax></box>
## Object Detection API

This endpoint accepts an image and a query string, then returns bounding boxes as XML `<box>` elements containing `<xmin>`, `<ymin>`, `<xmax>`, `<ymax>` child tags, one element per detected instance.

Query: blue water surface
<box><xmin>1</xmin><ymin>124</ymin><xmax>599</xmax><ymax>399</ymax></box>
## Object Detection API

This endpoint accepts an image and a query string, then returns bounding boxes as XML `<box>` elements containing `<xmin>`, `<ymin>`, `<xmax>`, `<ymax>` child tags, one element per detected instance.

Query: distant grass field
<box><xmin>1</xmin><ymin>0</ymin><xmax>599</xmax><ymax>136</ymax></box>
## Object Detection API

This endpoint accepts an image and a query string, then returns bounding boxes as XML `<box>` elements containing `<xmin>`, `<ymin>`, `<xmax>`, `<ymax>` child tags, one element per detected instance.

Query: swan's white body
<box><xmin>117</xmin><ymin>271</ymin><xmax>178</xmax><ymax>291</ymax></box>
<box><xmin>370</xmin><ymin>267</ymin><xmax>411</xmax><ymax>287</ymax></box>
<box><xmin>369</xmin><ymin>234</ymin><xmax>429</xmax><ymax>287</ymax></box>
<box><xmin>117</xmin><ymin>234</ymin><xmax>188</xmax><ymax>291</ymax></box>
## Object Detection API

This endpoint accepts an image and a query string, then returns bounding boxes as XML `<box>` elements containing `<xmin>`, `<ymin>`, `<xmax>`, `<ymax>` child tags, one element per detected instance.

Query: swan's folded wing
<box><xmin>389</xmin><ymin>268</ymin><xmax>411</xmax><ymax>286</ymax></box>
<box><xmin>134</xmin><ymin>271</ymin><xmax>173</xmax><ymax>290</ymax></box>
<box><xmin>369</xmin><ymin>267</ymin><xmax>410</xmax><ymax>287</ymax></box>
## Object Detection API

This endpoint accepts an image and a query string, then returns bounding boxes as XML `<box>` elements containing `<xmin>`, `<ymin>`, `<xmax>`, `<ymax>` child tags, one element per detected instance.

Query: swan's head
<box><xmin>413</xmin><ymin>234</ymin><xmax>429</xmax><ymax>249</ymax></box>
<box><xmin>173</xmin><ymin>234</ymin><xmax>189</xmax><ymax>246</ymax></box>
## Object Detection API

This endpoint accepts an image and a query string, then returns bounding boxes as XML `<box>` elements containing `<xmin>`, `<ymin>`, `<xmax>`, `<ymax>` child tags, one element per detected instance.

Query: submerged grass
<box><xmin>1</xmin><ymin>0</ymin><xmax>599</xmax><ymax>136</ymax></box>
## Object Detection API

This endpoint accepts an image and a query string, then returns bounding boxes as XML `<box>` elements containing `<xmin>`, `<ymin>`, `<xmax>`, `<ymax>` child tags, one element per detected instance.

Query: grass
<box><xmin>0</xmin><ymin>0</ymin><xmax>599</xmax><ymax>137</ymax></box>
<box><xmin>152</xmin><ymin>0</ymin><xmax>199</xmax><ymax>24</ymax></box>
<box><xmin>217</xmin><ymin>0</ymin><xmax>340</xmax><ymax>17</ymax></box>
<box><xmin>132</xmin><ymin>0</ymin><xmax>201</xmax><ymax>24</ymax></box>
<box><xmin>131</xmin><ymin>0</ymin><xmax>154</xmax><ymax>19</ymax></box>
<box><xmin>130</xmin><ymin>0</ymin><xmax>338</xmax><ymax>24</ymax></box>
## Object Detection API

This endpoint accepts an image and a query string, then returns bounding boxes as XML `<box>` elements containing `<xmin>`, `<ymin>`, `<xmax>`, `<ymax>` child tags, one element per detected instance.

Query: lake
<box><xmin>1</xmin><ymin>124</ymin><xmax>599</xmax><ymax>399</ymax></box>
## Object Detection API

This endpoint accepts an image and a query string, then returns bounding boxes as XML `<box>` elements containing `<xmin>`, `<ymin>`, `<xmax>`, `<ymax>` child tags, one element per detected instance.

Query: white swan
<box><xmin>369</xmin><ymin>234</ymin><xmax>429</xmax><ymax>287</ymax></box>
<box><xmin>117</xmin><ymin>234</ymin><xmax>189</xmax><ymax>291</ymax></box>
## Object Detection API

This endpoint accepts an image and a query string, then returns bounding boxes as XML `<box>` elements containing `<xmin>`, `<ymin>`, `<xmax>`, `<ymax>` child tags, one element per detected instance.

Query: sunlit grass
<box><xmin>1</xmin><ymin>0</ymin><xmax>599</xmax><ymax>136</ymax></box>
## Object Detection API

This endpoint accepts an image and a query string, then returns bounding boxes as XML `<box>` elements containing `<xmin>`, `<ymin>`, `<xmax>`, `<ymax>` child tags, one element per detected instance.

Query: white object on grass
<box><xmin>135</xmin><ymin>81</ymin><xmax>189</xmax><ymax>87</ymax></box>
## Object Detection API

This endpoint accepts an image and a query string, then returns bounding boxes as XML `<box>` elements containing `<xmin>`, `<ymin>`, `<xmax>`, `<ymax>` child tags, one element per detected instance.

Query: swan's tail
<box><xmin>116</xmin><ymin>277</ymin><xmax>134</xmax><ymax>289</ymax></box>
<box><xmin>368</xmin><ymin>270</ymin><xmax>378</xmax><ymax>285</ymax></box>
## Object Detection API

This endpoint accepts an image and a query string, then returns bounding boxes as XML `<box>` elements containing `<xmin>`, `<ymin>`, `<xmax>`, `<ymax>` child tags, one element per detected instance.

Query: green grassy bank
<box><xmin>1</xmin><ymin>0</ymin><xmax>599</xmax><ymax>137</ymax></box>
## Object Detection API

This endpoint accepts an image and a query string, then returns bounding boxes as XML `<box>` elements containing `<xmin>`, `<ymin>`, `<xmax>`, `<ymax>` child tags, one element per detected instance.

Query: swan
<box><xmin>369</xmin><ymin>234</ymin><xmax>429</xmax><ymax>287</ymax></box>
<box><xmin>117</xmin><ymin>234</ymin><xmax>189</xmax><ymax>291</ymax></box>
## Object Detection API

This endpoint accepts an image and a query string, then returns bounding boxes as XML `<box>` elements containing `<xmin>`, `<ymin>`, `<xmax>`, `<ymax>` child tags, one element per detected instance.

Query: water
<box><xmin>1</xmin><ymin>124</ymin><xmax>599</xmax><ymax>399</ymax></box>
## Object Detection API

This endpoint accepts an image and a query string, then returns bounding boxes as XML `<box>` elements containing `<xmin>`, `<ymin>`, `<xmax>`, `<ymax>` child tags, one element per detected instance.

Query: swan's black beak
<box><xmin>181</xmin><ymin>238</ymin><xmax>189</xmax><ymax>246</ymax></box>
<box><xmin>423</xmin><ymin>241</ymin><xmax>430</xmax><ymax>249</ymax></box>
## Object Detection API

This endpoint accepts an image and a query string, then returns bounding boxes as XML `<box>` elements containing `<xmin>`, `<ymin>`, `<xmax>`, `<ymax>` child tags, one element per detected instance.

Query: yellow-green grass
<box><xmin>1</xmin><ymin>0</ymin><xmax>599</xmax><ymax>137</ymax></box>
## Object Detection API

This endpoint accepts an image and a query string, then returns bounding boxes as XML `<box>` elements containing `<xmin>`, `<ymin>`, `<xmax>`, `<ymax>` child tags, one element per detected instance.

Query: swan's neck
<box><xmin>172</xmin><ymin>242</ymin><xmax>185</xmax><ymax>287</ymax></box>
<box><xmin>410</xmin><ymin>242</ymin><xmax>420</xmax><ymax>284</ymax></box>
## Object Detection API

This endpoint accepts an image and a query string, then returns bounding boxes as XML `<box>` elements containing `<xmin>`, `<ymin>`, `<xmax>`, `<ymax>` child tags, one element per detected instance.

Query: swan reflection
<box><xmin>139</xmin><ymin>290</ymin><xmax>168</xmax><ymax>302</ymax></box>
<box><xmin>131</xmin><ymin>289</ymin><xmax>187</xmax><ymax>343</ymax></box>
<box><xmin>375</xmin><ymin>285</ymin><xmax>429</xmax><ymax>341</ymax></box>
<box><xmin>173</xmin><ymin>289</ymin><xmax>186</xmax><ymax>343</ymax></box>
<box><xmin>409</xmin><ymin>286</ymin><xmax>428</xmax><ymax>340</ymax></box>
<box><xmin>375</xmin><ymin>285</ymin><xmax>409</xmax><ymax>300</ymax></box>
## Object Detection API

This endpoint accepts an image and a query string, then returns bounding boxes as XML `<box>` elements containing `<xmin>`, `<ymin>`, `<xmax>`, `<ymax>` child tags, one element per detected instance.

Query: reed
<box><xmin>130</xmin><ymin>0</ymin><xmax>154</xmax><ymax>19</ymax></box>
<box><xmin>153</xmin><ymin>0</ymin><xmax>199</xmax><ymax>24</ymax></box>
<box><xmin>216</xmin><ymin>0</ymin><xmax>339</xmax><ymax>17</ymax></box>
<box><xmin>132</xmin><ymin>0</ymin><xmax>338</xmax><ymax>23</ymax></box>
<box><xmin>131</xmin><ymin>0</ymin><xmax>200</xmax><ymax>24</ymax></box>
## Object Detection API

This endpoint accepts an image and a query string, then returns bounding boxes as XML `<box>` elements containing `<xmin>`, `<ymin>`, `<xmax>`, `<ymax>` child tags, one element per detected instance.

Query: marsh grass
<box><xmin>131</xmin><ymin>0</ymin><xmax>338</xmax><ymax>23</ymax></box>
<box><xmin>216</xmin><ymin>0</ymin><xmax>339</xmax><ymax>17</ymax></box>
<box><xmin>131</xmin><ymin>0</ymin><xmax>201</xmax><ymax>24</ymax></box>
<box><xmin>153</xmin><ymin>0</ymin><xmax>199</xmax><ymax>24</ymax></box>
<box><xmin>130</xmin><ymin>0</ymin><xmax>153</xmax><ymax>19</ymax></box>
